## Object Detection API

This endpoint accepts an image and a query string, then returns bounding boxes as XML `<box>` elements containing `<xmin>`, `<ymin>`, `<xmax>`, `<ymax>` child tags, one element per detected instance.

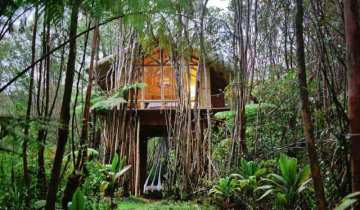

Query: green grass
<box><xmin>115</xmin><ymin>196</ymin><xmax>212</xmax><ymax>210</ymax></box>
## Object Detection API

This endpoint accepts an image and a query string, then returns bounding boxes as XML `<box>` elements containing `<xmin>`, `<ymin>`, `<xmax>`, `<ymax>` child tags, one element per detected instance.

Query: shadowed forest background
<box><xmin>0</xmin><ymin>0</ymin><xmax>360</xmax><ymax>209</ymax></box>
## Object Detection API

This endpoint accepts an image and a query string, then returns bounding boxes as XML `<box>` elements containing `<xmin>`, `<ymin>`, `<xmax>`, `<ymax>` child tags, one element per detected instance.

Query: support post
<box><xmin>161</xmin><ymin>49</ymin><xmax>164</xmax><ymax>109</ymax></box>
<box><xmin>141</xmin><ymin>55</ymin><xmax>145</xmax><ymax>108</ymax></box>
<box><xmin>135</xmin><ymin>116</ymin><xmax>141</xmax><ymax>197</ymax></box>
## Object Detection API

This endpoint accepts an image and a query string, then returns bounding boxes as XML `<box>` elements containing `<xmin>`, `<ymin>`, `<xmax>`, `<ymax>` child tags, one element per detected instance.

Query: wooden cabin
<box><xmin>94</xmin><ymin>47</ymin><xmax>228</xmax><ymax>109</ymax></box>
<box><xmin>91</xmin><ymin>47</ymin><xmax>230</xmax><ymax>196</ymax></box>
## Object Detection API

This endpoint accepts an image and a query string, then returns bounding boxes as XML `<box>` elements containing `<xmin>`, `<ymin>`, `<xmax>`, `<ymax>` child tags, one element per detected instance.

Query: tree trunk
<box><xmin>23</xmin><ymin>5</ymin><xmax>38</xmax><ymax>206</ymax></box>
<box><xmin>37</xmin><ymin>129</ymin><xmax>47</xmax><ymax>197</ymax></box>
<box><xmin>35</xmin><ymin>9</ymin><xmax>48</xmax><ymax>198</ymax></box>
<box><xmin>45</xmin><ymin>0</ymin><xmax>81</xmax><ymax>209</ymax></box>
<box><xmin>61</xmin><ymin>170</ymin><xmax>81</xmax><ymax>210</ymax></box>
<box><xmin>344</xmin><ymin>0</ymin><xmax>360</xmax><ymax>198</ymax></box>
<box><xmin>193</xmin><ymin>56</ymin><xmax>202</xmax><ymax>185</ymax></box>
<box><xmin>37</xmin><ymin>14</ymin><xmax>52</xmax><ymax>197</ymax></box>
<box><xmin>62</xmin><ymin>15</ymin><xmax>95</xmax><ymax>210</ymax></box>
<box><xmin>76</xmin><ymin>20</ymin><xmax>99</xmax><ymax>170</ymax></box>
<box><xmin>199</xmin><ymin>0</ymin><xmax>211</xmax><ymax>181</ymax></box>
<box><xmin>295</xmin><ymin>0</ymin><xmax>327</xmax><ymax>209</ymax></box>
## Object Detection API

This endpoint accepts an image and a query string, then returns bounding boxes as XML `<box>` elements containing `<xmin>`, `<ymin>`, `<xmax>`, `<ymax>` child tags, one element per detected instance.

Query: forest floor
<box><xmin>110</xmin><ymin>196</ymin><xmax>213</xmax><ymax>210</ymax></box>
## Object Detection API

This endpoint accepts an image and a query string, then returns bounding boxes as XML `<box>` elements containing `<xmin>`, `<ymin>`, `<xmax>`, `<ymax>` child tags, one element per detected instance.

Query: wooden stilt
<box><xmin>135</xmin><ymin>116</ymin><xmax>141</xmax><ymax>197</ymax></box>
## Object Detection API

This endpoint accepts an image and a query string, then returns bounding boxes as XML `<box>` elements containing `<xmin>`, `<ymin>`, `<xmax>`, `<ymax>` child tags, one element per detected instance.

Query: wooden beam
<box><xmin>141</xmin><ymin>55</ymin><xmax>145</xmax><ymax>108</ymax></box>
<box><xmin>135</xmin><ymin>116</ymin><xmax>141</xmax><ymax>197</ymax></box>
<box><xmin>160</xmin><ymin>49</ymin><xmax>164</xmax><ymax>109</ymax></box>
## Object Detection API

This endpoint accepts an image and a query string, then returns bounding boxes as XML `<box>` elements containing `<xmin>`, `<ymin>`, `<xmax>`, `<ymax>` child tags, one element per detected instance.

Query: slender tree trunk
<box><xmin>76</xmin><ymin>20</ymin><xmax>99</xmax><ymax>170</ymax></box>
<box><xmin>284</xmin><ymin>3</ymin><xmax>289</xmax><ymax>70</ymax></box>
<box><xmin>193</xmin><ymin>57</ymin><xmax>202</xmax><ymax>179</ymax></box>
<box><xmin>23</xmin><ymin>5</ymin><xmax>38</xmax><ymax>206</ymax></box>
<box><xmin>37</xmin><ymin>20</ymin><xmax>45</xmax><ymax>116</ymax></box>
<box><xmin>62</xmin><ymin>16</ymin><xmax>94</xmax><ymax>210</ymax></box>
<box><xmin>233</xmin><ymin>0</ymin><xmax>248</xmax><ymax>158</ymax></box>
<box><xmin>37</xmin><ymin>15</ymin><xmax>52</xmax><ymax>197</ymax></box>
<box><xmin>45</xmin><ymin>18</ymin><xmax>51</xmax><ymax>119</ymax></box>
<box><xmin>45</xmin><ymin>0</ymin><xmax>81</xmax><ymax>209</ymax></box>
<box><xmin>37</xmin><ymin>46</ymin><xmax>64</xmax><ymax>197</ymax></box>
<box><xmin>37</xmin><ymin>129</ymin><xmax>47</xmax><ymax>196</ymax></box>
<box><xmin>344</xmin><ymin>0</ymin><xmax>360</xmax><ymax>198</ymax></box>
<box><xmin>198</xmin><ymin>0</ymin><xmax>210</xmax><ymax>181</ymax></box>
<box><xmin>247</xmin><ymin>8</ymin><xmax>257</xmax><ymax>105</ymax></box>
<box><xmin>35</xmin><ymin>10</ymin><xmax>48</xmax><ymax>198</ymax></box>
<box><xmin>290</xmin><ymin>34</ymin><xmax>294</xmax><ymax>69</ymax></box>
<box><xmin>295</xmin><ymin>0</ymin><xmax>327</xmax><ymax>208</ymax></box>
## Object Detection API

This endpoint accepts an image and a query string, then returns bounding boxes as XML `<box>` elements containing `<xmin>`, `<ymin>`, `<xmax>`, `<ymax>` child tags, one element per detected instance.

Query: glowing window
<box><xmin>144</xmin><ymin>66</ymin><xmax>162</xmax><ymax>100</ymax></box>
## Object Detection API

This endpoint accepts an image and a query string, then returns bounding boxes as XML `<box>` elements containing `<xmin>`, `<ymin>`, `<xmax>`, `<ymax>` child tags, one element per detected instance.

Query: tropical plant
<box><xmin>214</xmin><ymin>104</ymin><xmax>275</xmax><ymax>131</ymax></box>
<box><xmin>238</xmin><ymin>159</ymin><xmax>267</xmax><ymax>179</ymax></box>
<box><xmin>208</xmin><ymin>174</ymin><xmax>242</xmax><ymax>209</ymax></box>
<box><xmin>97</xmin><ymin>154</ymin><xmax>131</xmax><ymax>208</ymax></box>
<box><xmin>336</xmin><ymin>192</ymin><xmax>360</xmax><ymax>210</ymax></box>
<box><xmin>68</xmin><ymin>188</ymin><xmax>86</xmax><ymax>210</ymax></box>
<box><xmin>90</xmin><ymin>93</ymin><xmax>127</xmax><ymax>111</ymax></box>
<box><xmin>7</xmin><ymin>184</ymin><xmax>26</xmax><ymax>209</ymax></box>
<box><xmin>256</xmin><ymin>154</ymin><xmax>312</xmax><ymax>209</ymax></box>
<box><xmin>236</xmin><ymin>159</ymin><xmax>267</xmax><ymax>205</ymax></box>
<box><xmin>90</xmin><ymin>83</ymin><xmax>147</xmax><ymax>111</ymax></box>
<box><xmin>82</xmin><ymin>160</ymin><xmax>105</xmax><ymax>198</ymax></box>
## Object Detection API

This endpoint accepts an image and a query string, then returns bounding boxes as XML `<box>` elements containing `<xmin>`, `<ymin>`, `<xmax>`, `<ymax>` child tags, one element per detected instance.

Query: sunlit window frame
<box><xmin>140</xmin><ymin>49</ymin><xmax>199</xmax><ymax>109</ymax></box>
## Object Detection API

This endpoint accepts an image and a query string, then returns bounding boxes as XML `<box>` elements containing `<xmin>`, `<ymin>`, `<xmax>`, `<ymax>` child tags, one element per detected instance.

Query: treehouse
<box><xmin>94</xmin><ymin>47</ymin><xmax>228</xmax><ymax>109</ymax></box>
<box><xmin>90</xmin><ymin>47</ymin><xmax>230</xmax><ymax>196</ymax></box>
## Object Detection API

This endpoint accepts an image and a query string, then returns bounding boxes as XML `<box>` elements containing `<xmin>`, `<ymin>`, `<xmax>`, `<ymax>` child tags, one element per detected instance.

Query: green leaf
<box><xmin>99</xmin><ymin>169</ymin><xmax>109</xmax><ymax>176</ymax></box>
<box><xmin>117</xmin><ymin>156</ymin><xmax>127</xmax><ymax>172</ymax></box>
<box><xmin>114</xmin><ymin>165</ymin><xmax>131</xmax><ymax>181</ymax></box>
<box><xmin>32</xmin><ymin>200</ymin><xmax>46</xmax><ymax>209</ymax></box>
<box><xmin>269</xmin><ymin>174</ymin><xmax>287</xmax><ymax>185</ymax></box>
<box><xmin>130</xmin><ymin>82</ymin><xmax>148</xmax><ymax>89</ymax></box>
<box><xmin>279</xmin><ymin>154</ymin><xmax>298</xmax><ymax>185</ymax></box>
<box><xmin>276</xmin><ymin>193</ymin><xmax>288</xmax><ymax>207</ymax></box>
<box><xmin>344</xmin><ymin>191</ymin><xmax>360</xmax><ymax>199</ymax></box>
<box><xmin>257</xmin><ymin>189</ymin><xmax>274</xmax><ymax>201</ymax></box>
<box><xmin>254</xmin><ymin>168</ymin><xmax>266</xmax><ymax>178</ymax></box>
<box><xmin>306</xmin><ymin>191</ymin><xmax>317</xmax><ymax>210</ymax></box>
<box><xmin>90</xmin><ymin>95</ymin><xmax>127</xmax><ymax>111</ymax></box>
<box><xmin>335</xmin><ymin>192</ymin><xmax>360</xmax><ymax>210</ymax></box>
<box><xmin>100</xmin><ymin>181</ymin><xmax>109</xmax><ymax>192</ymax></box>
<box><xmin>87</xmin><ymin>148</ymin><xmax>99</xmax><ymax>157</ymax></box>
<box><xmin>306</xmin><ymin>186</ymin><xmax>315</xmax><ymax>192</ymax></box>
<box><xmin>256</xmin><ymin>185</ymin><xmax>274</xmax><ymax>190</ymax></box>
<box><xmin>298</xmin><ymin>179</ymin><xmax>312</xmax><ymax>193</ymax></box>
<box><xmin>63</xmin><ymin>154</ymin><xmax>71</xmax><ymax>163</ymax></box>
<box><xmin>90</xmin><ymin>97</ymin><xmax>102</xmax><ymax>106</ymax></box>
<box><xmin>296</xmin><ymin>165</ymin><xmax>311</xmax><ymax>187</ymax></box>
<box><xmin>260</xmin><ymin>178</ymin><xmax>282</xmax><ymax>188</ymax></box>
<box><xmin>229</xmin><ymin>173</ymin><xmax>244</xmax><ymax>179</ymax></box>
<box><xmin>96</xmin><ymin>161</ymin><xmax>106</xmax><ymax>169</ymax></box>
<box><xmin>71</xmin><ymin>188</ymin><xmax>86</xmax><ymax>210</ymax></box>
<box><xmin>111</xmin><ymin>154</ymin><xmax>119</xmax><ymax>173</ymax></box>
<box><xmin>214</xmin><ymin>111</ymin><xmax>235</xmax><ymax>120</ymax></box>
<box><xmin>241</xmin><ymin>159</ymin><xmax>251</xmax><ymax>177</ymax></box>
<box><xmin>279</xmin><ymin>154</ymin><xmax>290</xmax><ymax>183</ymax></box>
<box><xmin>336</xmin><ymin>199</ymin><xmax>358</xmax><ymax>210</ymax></box>
<box><xmin>288</xmin><ymin>157</ymin><xmax>297</xmax><ymax>186</ymax></box>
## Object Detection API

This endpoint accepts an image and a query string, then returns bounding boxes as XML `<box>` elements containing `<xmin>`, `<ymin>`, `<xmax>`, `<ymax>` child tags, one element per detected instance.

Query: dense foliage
<box><xmin>1</xmin><ymin>0</ymin><xmax>360</xmax><ymax>209</ymax></box>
